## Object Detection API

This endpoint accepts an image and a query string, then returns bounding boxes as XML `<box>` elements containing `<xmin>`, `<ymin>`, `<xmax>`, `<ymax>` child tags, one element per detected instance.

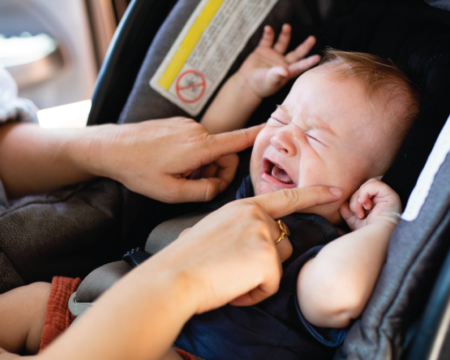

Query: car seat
<box><xmin>2</xmin><ymin>0</ymin><xmax>450</xmax><ymax>358</ymax></box>
<box><xmin>73</xmin><ymin>0</ymin><xmax>450</xmax><ymax>359</ymax></box>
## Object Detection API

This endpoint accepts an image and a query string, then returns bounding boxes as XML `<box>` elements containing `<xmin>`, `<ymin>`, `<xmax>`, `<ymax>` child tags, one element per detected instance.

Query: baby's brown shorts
<box><xmin>39</xmin><ymin>276</ymin><xmax>197</xmax><ymax>360</ymax></box>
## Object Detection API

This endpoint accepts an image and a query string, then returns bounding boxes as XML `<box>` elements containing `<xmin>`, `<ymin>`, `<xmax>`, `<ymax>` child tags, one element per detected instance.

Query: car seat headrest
<box><xmin>425</xmin><ymin>0</ymin><xmax>450</xmax><ymax>11</ymax></box>
<box><xmin>312</xmin><ymin>7</ymin><xmax>450</xmax><ymax>207</ymax></box>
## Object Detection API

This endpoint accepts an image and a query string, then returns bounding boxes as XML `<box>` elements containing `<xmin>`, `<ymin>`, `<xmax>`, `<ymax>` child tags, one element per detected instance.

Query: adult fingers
<box><xmin>285</xmin><ymin>35</ymin><xmax>317</xmax><ymax>63</ymax></box>
<box><xmin>229</xmin><ymin>261</ymin><xmax>282</xmax><ymax>306</ymax></box>
<box><xmin>166</xmin><ymin>177</ymin><xmax>225</xmax><ymax>203</ymax></box>
<box><xmin>203</xmin><ymin>124</ymin><xmax>264</xmax><ymax>163</ymax></box>
<box><xmin>200</xmin><ymin>163</ymin><xmax>219</xmax><ymax>179</ymax></box>
<box><xmin>230</xmin><ymin>285</ymin><xmax>279</xmax><ymax>306</ymax></box>
<box><xmin>214</xmin><ymin>153</ymin><xmax>239</xmax><ymax>188</ymax></box>
<box><xmin>275</xmin><ymin>235</ymin><xmax>293</xmax><ymax>263</ymax></box>
<box><xmin>258</xmin><ymin>25</ymin><xmax>275</xmax><ymax>47</ymax></box>
<box><xmin>273</xmin><ymin>24</ymin><xmax>291</xmax><ymax>54</ymax></box>
<box><xmin>249</xmin><ymin>186</ymin><xmax>342</xmax><ymax>219</ymax></box>
<box><xmin>288</xmin><ymin>55</ymin><xmax>321</xmax><ymax>78</ymax></box>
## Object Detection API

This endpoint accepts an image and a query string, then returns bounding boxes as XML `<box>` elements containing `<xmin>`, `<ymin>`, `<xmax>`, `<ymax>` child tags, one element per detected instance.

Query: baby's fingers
<box><xmin>358</xmin><ymin>179</ymin><xmax>387</xmax><ymax>206</ymax></box>
<box><xmin>267</xmin><ymin>66</ymin><xmax>289</xmax><ymax>81</ymax></box>
<box><xmin>285</xmin><ymin>35</ymin><xmax>317</xmax><ymax>63</ymax></box>
<box><xmin>288</xmin><ymin>55</ymin><xmax>321</xmax><ymax>78</ymax></box>
<box><xmin>358</xmin><ymin>191</ymin><xmax>374</xmax><ymax>212</ymax></box>
<box><xmin>358</xmin><ymin>178</ymin><xmax>402</xmax><ymax>212</ymax></box>
<box><xmin>339</xmin><ymin>202</ymin><xmax>359</xmax><ymax>230</ymax></box>
<box><xmin>339</xmin><ymin>201</ymin><xmax>353</xmax><ymax>221</ymax></box>
<box><xmin>273</xmin><ymin>24</ymin><xmax>291</xmax><ymax>54</ymax></box>
<box><xmin>259</xmin><ymin>26</ymin><xmax>275</xmax><ymax>48</ymax></box>
<box><xmin>349</xmin><ymin>191</ymin><xmax>365</xmax><ymax>219</ymax></box>
<box><xmin>179</xmin><ymin>227</ymin><xmax>192</xmax><ymax>237</ymax></box>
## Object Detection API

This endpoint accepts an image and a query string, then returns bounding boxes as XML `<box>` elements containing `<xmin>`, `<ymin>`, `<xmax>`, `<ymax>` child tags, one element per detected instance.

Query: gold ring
<box><xmin>275</xmin><ymin>220</ymin><xmax>290</xmax><ymax>244</ymax></box>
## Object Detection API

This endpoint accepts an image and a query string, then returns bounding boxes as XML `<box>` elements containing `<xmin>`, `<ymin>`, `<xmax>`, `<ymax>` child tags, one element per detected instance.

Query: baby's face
<box><xmin>250</xmin><ymin>63</ymin><xmax>393</xmax><ymax>224</ymax></box>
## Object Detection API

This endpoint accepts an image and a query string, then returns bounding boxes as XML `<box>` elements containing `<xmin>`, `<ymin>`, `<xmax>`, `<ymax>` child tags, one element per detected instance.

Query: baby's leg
<box><xmin>0</xmin><ymin>282</ymin><xmax>50</xmax><ymax>355</ymax></box>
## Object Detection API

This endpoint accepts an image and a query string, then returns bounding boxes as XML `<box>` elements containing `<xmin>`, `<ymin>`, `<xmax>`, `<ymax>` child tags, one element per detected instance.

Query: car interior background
<box><xmin>0</xmin><ymin>0</ymin><xmax>130</xmax><ymax>127</ymax></box>
<box><xmin>1</xmin><ymin>0</ymin><xmax>450</xmax><ymax>359</ymax></box>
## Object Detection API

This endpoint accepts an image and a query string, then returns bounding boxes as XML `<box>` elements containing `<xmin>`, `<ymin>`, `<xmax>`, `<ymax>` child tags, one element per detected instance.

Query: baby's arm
<box><xmin>297</xmin><ymin>179</ymin><xmax>401</xmax><ymax>328</ymax></box>
<box><xmin>0</xmin><ymin>283</ymin><xmax>184</xmax><ymax>360</ymax></box>
<box><xmin>201</xmin><ymin>24</ymin><xmax>320</xmax><ymax>134</ymax></box>
<box><xmin>0</xmin><ymin>283</ymin><xmax>50</xmax><ymax>358</ymax></box>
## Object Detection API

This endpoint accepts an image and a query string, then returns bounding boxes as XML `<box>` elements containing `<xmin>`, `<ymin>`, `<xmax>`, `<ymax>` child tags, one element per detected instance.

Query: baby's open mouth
<box><xmin>264</xmin><ymin>159</ymin><xmax>295</xmax><ymax>185</ymax></box>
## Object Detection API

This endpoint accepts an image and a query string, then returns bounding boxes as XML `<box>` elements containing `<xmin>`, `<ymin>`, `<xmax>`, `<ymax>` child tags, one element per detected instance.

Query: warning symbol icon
<box><xmin>175</xmin><ymin>70</ymin><xmax>206</xmax><ymax>104</ymax></box>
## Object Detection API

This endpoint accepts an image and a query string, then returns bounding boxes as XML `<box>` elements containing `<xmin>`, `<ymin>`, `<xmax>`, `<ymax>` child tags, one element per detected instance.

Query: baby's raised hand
<box><xmin>237</xmin><ymin>24</ymin><xmax>321</xmax><ymax>99</ymax></box>
<box><xmin>339</xmin><ymin>178</ymin><xmax>402</xmax><ymax>231</ymax></box>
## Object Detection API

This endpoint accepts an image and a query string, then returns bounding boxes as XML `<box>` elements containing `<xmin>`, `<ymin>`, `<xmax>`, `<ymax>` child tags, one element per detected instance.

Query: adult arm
<box><xmin>0</xmin><ymin>350</ymin><xmax>19</xmax><ymax>360</ymax></box>
<box><xmin>0</xmin><ymin>118</ymin><xmax>261</xmax><ymax>202</ymax></box>
<box><xmin>36</xmin><ymin>186</ymin><xmax>342</xmax><ymax>360</ymax></box>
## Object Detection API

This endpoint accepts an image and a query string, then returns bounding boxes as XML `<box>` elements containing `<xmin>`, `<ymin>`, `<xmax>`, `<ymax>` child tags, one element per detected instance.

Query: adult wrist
<box><xmin>137</xmin><ymin>253</ymin><xmax>201</xmax><ymax>320</ymax></box>
<box><xmin>65</xmin><ymin>124</ymin><xmax>117</xmax><ymax>180</ymax></box>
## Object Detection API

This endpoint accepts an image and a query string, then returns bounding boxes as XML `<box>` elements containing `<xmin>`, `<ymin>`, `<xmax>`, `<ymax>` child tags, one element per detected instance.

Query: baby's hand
<box><xmin>237</xmin><ymin>24</ymin><xmax>321</xmax><ymax>99</ymax></box>
<box><xmin>339</xmin><ymin>178</ymin><xmax>402</xmax><ymax>231</ymax></box>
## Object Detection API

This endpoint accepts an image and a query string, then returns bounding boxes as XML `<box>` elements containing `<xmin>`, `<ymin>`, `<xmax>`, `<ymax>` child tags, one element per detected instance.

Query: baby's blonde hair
<box><xmin>321</xmin><ymin>48</ymin><xmax>421</xmax><ymax>170</ymax></box>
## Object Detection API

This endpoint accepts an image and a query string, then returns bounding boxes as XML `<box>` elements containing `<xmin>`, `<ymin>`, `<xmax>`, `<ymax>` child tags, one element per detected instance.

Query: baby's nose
<box><xmin>270</xmin><ymin>131</ymin><xmax>297</xmax><ymax>156</ymax></box>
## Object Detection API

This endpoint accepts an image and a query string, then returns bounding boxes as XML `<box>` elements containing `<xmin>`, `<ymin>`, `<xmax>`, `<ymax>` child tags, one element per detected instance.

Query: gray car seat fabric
<box><xmin>117</xmin><ymin>0</ymin><xmax>323</xmax><ymax>124</ymax></box>
<box><xmin>335</xmin><ymin>151</ymin><xmax>450</xmax><ymax>360</ymax></box>
<box><xmin>76</xmin><ymin>261</ymin><xmax>131</xmax><ymax>303</ymax></box>
<box><xmin>0</xmin><ymin>179</ymin><xmax>147</xmax><ymax>294</ymax></box>
<box><xmin>75</xmin><ymin>211</ymin><xmax>212</xmax><ymax>303</ymax></box>
<box><xmin>145</xmin><ymin>210</ymin><xmax>211</xmax><ymax>254</ymax></box>
<box><xmin>425</xmin><ymin>0</ymin><xmax>450</xmax><ymax>11</ymax></box>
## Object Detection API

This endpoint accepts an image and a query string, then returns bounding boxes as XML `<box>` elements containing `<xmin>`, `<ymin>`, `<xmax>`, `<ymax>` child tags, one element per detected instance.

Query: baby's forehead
<box><xmin>291</xmin><ymin>63</ymin><xmax>403</xmax><ymax>129</ymax></box>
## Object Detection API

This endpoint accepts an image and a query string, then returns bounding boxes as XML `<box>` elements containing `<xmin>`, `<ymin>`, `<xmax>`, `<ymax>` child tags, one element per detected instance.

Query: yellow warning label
<box><xmin>158</xmin><ymin>0</ymin><xmax>224</xmax><ymax>90</ymax></box>
<box><xmin>151</xmin><ymin>0</ymin><xmax>278</xmax><ymax>116</ymax></box>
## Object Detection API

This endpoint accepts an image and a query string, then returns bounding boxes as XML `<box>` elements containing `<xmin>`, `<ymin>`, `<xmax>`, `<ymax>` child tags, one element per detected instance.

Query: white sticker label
<box><xmin>402</xmin><ymin>114</ymin><xmax>450</xmax><ymax>221</ymax></box>
<box><xmin>150</xmin><ymin>0</ymin><xmax>278</xmax><ymax>116</ymax></box>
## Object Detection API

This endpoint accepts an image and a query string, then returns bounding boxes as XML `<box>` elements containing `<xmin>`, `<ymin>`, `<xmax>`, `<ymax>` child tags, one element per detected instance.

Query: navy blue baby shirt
<box><xmin>175</xmin><ymin>176</ymin><xmax>349</xmax><ymax>360</ymax></box>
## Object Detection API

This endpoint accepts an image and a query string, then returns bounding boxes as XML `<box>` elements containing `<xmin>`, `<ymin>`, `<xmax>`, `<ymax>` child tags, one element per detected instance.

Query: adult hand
<box><xmin>41</xmin><ymin>185</ymin><xmax>341</xmax><ymax>360</ymax></box>
<box><xmin>85</xmin><ymin>117</ymin><xmax>263</xmax><ymax>203</ymax></box>
<box><xmin>157</xmin><ymin>185</ymin><xmax>343</xmax><ymax>314</ymax></box>
<box><xmin>0</xmin><ymin>119</ymin><xmax>260</xmax><ymax>200</ymax></box>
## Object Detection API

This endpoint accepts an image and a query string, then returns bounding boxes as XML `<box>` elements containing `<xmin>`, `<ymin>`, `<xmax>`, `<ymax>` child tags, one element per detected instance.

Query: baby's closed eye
<box><xmin>306</xmin><ymin>133</ymin><xmax>324</xmax><ymax>145</ymax></box>
<box><xmin>268</xmin><ymin>116</ymin><xmax>288</xmax><ymax>126</ymax></box>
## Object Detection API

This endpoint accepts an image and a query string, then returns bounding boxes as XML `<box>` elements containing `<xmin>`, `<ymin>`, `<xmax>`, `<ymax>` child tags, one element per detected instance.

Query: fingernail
<box><xmin>329</xmin><ymin>187</ymin><xmax>342</xmax><ymax>197</ymax></box>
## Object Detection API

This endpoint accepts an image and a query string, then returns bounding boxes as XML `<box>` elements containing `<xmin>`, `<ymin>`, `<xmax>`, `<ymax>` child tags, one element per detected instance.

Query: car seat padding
<box><xmin>335</xmin><ymin>149</ymin><xmax>450</xmax><ymax>360</ymax></box>
<box><xmin>0</xmin><ymin>179</ymin><xmax>127</xmax><ymax>293</ymax></box>
<box><xmin>312</xmin><ymin>7</ymin><xmax>450</xmax><ymax>208</ymax></box>
<box><xmin>76</xmin><ymin>261</ymin><xmax>131</xmax><ymax>303</ymax></box>
<box><xmin>117</xmin><ymin>0</ymin><xmax>322</xmax><ymax>125</ymax></box>
<box><xmin>145</xmin><ymin>210</ymin><xmax>212</xmax><ymax>255</ymax></box>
